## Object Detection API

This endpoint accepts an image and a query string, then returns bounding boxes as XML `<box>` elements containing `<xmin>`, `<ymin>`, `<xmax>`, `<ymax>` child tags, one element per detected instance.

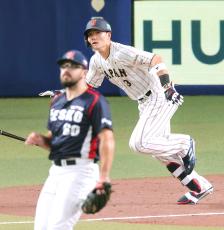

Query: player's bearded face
<box><xmin>61</xmin><ymin>75</ymin><xmax>77</xmax><ymax>87</ymax></box>
<box><xmin>60</xmin><ymin>65</ymin><xmax>84</xmax><ymax>88</ymax></box>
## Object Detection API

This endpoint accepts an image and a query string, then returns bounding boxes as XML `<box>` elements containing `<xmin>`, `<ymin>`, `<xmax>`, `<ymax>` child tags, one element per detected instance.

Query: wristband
<box><xmin>153</xmin><ymin>63</ymin><xmax>167</xmax><ymax>72</ymax></box>
<box><xmin>159</xmin><ymin>74</ymin><xmax>170</xmax><ymax>88</ymax></box>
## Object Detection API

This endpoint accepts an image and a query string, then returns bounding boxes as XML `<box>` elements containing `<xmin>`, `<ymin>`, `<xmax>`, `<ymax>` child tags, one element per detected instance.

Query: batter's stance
<box><xmin>25</xmin><ymin>50</ymin><xmax>114</xmax><ymax>230</ymax></box>
<box><xmin>84</xmin><ymin>17</ymin><xmax>213</xmax><ymax>204</ymax></box>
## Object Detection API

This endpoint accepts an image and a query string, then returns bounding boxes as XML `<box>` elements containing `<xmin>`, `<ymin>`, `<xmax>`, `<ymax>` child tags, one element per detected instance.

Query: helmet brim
<box><xmin>84</xmin><ymin>28</ymin><xmax>111</xmax><ymax>37</ymax></box>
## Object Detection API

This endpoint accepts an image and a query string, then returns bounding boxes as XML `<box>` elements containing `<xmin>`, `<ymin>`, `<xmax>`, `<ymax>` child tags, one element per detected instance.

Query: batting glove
<box><xmin>164</xmin><ymin>84</ymin><xmax>184</xmax><ymax>106</ymax></box>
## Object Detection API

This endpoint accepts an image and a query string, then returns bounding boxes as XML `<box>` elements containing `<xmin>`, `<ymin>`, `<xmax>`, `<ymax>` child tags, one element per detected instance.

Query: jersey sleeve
<box><xmin>86</xmin><ymin>56</ymin><xmax>105</xmax><ymax>88</ymax></box>
<box><xmin>116</xmin><ymin>43</ymin><xmax>155</xmax><ymax>67</ymax></box>
<box><xmin>90</xmin><ymin>95</ymin><xmax>113</xmax><ymax>135</ymax></box>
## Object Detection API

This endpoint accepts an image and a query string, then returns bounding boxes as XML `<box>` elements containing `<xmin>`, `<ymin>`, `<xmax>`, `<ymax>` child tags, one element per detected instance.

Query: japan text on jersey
<box><xmin>86</xmin><ymin>42</ymin><xmax>164</xmax><ymax>100</ymax></box>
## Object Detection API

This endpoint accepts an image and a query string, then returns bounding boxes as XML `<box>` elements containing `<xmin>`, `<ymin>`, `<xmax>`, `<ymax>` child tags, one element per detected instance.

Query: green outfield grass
<box><xmin>0</xmin><ymin>96</ymin><xmax>223</xmax><ymax>187</ymax></box>
<box><xmin>0</xmin><ymin>96</ymin><xmax>223</xmax><ymax>230</ymax></box>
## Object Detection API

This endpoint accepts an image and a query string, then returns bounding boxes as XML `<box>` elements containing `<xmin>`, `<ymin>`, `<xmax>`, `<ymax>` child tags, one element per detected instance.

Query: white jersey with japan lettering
<box><xmin>86</xmin><ymin>42</ymin><xmax>164</xmax><ymax>100</ymax></box>
<box><xmin>85</xmin><ymin>38</ymin><xmax>213</xmax><ymax>205</ymax></box>
<box><xmin>86</xmin><ymin>40</ymin><xmax>191</xmax><ymax>164</ymax></box>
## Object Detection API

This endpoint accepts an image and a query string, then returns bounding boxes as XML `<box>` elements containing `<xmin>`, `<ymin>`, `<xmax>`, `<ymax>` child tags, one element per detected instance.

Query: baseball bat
<box><xmin>0</xmin><ymin>130</ymin><xmax>26</xmax><ymax>142</ymax></box>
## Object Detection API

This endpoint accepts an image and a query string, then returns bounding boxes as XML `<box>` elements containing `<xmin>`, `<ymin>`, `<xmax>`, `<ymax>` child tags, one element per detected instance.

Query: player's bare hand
<box><xmin>25</xmin><ymin>132</ymin><xmax>44</xmax><ymax>146</ymax></box>
<box><xmin>95</xmin><ymin>177</ymin><xmax>111</xmax><ymax>195</ymax></box>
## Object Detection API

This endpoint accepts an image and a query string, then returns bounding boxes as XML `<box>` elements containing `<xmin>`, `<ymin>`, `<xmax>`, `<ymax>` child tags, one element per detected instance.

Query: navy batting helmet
<box><xmin>84</xmin><ymin>17</ymin><xmax>111</xmax><ymax>47</ymax></box>
<box><xmin>57</xmin><ymin>50</ymin><xmax>88</xmax><ymax>69</ymax></box>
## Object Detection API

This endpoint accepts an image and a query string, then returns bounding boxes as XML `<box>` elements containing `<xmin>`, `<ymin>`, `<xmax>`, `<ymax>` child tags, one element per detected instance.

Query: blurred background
<box><xmin>0</xmin><ymin>0</ymin><xmax>223</xmax><ymax>97</ymax></box>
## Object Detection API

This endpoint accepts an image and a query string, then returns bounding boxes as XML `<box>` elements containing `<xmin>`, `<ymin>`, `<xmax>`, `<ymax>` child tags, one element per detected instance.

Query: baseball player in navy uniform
<box><xmin>83</xmin><ymin>16</ymin><xmax>213</xmax><ymax>205</ymax></box>
<box><xmin>25</xmin><ymin>50</ymin><xmax>115</xmax><ymax>230</ymax></box>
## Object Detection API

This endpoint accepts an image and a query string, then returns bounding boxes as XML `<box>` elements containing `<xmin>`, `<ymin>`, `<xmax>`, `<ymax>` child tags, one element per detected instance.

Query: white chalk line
<box><xmin>82</xmin><ymin>212</ymin><xmax>224</xmax><ymax>222</ymax></box>
<box><xmin>0</xmin><ymin>212</ymin><xmax>224</xmax><ymax>225</ymax></box>
<box><xmin>0</xmin><ymin>220</ymin><xmax>33</xmax><ymax>225</ymax></box>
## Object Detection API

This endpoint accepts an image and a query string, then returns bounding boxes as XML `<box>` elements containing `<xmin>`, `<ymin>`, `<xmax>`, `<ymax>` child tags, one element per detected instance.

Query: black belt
<box><xmin>54</xmin><ymin>158</ymin><xmax>76</xmax><ymax>166</ymax></box>
<box><xmin>53</xmin><ymin>158</ymin><xmax>98</xmax><ymax>166</ymax></box>
<box><xmin>138</xmin><ymin>90</ymin><xmax>152</xmax><ymax>101</ymax></box>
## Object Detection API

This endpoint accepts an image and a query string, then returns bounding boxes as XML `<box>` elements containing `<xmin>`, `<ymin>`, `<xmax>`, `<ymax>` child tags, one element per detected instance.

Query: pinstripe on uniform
<box><xmin>86</xmin><ymin>40</ymin><xmax>213</xmax><ymax>203</ymax></box>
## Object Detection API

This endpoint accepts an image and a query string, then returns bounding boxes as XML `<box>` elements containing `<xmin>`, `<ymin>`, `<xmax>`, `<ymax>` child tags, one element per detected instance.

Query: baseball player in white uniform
<box><xmin>84</xmin><ymin>17</ymin><xmax>213</xmax><ymax>204</ymax></box>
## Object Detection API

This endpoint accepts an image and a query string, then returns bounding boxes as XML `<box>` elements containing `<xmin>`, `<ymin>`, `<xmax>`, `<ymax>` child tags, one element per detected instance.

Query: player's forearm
<box><xmin>98</xmin><ymin>129</ymin><xmax>115</xmax><ymax>182</ymax></box>
<box><xmin>99</xmin><ymin>150</ymin><xmax>114</xmax><ymax>182</ymax></box>
<box><xmin>150</xmin><ymin>54</ymin><xmax>172</xmax><ymax>89</ymax></box>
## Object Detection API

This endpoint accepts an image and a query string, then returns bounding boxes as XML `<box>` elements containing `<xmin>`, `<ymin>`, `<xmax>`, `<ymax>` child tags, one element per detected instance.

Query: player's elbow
<box><xmin>151</xmin><ymin>54</ymin><xmax>163</xmax><ymax>66</ymax></box>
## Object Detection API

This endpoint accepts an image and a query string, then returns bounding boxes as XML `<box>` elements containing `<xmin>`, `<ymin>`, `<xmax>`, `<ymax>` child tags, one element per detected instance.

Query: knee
<box><xmin>129</xmin><ymin>138</ymin><xmax>148</xmax><ymax>153</ymax></box>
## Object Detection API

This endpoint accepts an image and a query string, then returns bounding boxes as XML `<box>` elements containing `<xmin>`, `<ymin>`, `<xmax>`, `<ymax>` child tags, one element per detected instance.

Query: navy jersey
<box><xmin>47</xmin><ymin>88</ymin><xmax>113</xmax><ymax>161</ymax></box>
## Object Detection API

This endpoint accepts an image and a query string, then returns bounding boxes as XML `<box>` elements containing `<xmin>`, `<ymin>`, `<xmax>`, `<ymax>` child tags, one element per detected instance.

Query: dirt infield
<box><xmin>0</xmin><ymin>175</ymin><xmax>223</xmax><ymax>227</ymax></box>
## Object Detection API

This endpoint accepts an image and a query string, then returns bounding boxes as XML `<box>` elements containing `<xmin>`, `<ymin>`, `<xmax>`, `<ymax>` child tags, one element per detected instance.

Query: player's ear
<box><xmin>82</xmin><ymin>69</ymin><xmax>88</xmax><ymax>77</ymax></box>
<box><xmin>107</xmin><ymin>32</ymin><xmax>112</xmax><ymax>39</ymax></box>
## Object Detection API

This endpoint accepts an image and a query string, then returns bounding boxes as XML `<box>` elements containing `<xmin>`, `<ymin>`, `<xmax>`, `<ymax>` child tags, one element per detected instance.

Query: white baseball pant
<box><xmin>129</xmin><ymin>93</ymin><xmax>212</xmax><ymax>193</ymax></box>
<box><xmin>34</xmin><ymin>160</ymin><xmax>99</xmax><ymax>230</ymax></box>
<box><xmin>129</xmin><ymin>92</ymin><xmax>191</xmax><ymax>165</ymax></box>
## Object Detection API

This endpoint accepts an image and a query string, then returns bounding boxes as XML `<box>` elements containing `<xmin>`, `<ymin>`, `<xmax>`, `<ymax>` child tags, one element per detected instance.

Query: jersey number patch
<box><xmin>63</xmin><ymin>123</ymin><xmax>80</xmax><ymax>136</ymax></box>
<box><xmin>123</xmin><ymin>80</ymin><xmax>132</xmax><ymax>87</ymax></box>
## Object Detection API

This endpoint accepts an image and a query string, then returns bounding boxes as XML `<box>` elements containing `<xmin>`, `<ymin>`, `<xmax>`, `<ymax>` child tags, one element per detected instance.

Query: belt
<box><xmin>53</xmin><ymin>158</ymin><xmax>97</xmax><ymax>166</ymax></box>
<box><xmin>138</xmin><ymin>90</ymin><xmax>152</xmax><ymax>102</ymax></box>
<box><xmin>54</xmin><ymin>158</ymin><xmax>76</xmax><ymax>166</ymax></box>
